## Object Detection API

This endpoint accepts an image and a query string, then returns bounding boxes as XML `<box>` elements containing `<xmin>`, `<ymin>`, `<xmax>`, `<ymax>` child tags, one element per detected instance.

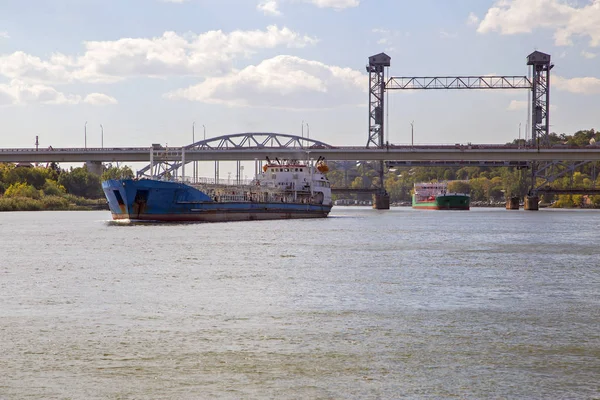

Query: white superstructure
<box><xmin>255</xmin><ymin>158</ymin><xmax>332</xmax><ymax>206</ymax></box>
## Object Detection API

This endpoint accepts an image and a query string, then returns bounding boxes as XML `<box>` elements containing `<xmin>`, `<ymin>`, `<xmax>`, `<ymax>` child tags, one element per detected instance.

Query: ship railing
<box><xmin>178</xmin><ymin>175</ymin><xmax>254</xmax><ymax>186</ymax></box>
<box><xmin>216</xmin><ymin>194</ymin><xmax>251</xmax><ymax>202</ymax></box>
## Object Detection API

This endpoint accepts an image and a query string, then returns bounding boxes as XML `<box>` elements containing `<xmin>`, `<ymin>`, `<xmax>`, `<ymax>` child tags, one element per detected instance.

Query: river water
<box><xmin>0</xmin><ymin>207</ymin><xmax>599</xmax><ymax>399</ymax></box>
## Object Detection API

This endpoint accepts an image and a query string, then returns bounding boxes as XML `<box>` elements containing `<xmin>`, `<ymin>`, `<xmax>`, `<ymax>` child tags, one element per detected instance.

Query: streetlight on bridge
<box><xmin>84</xmin><ymin>121</ymin><xmax>88</xmax><ymax>149</ymax></box>
<box><xmin>100</xmin><ymin>124</ymin><xmax>104</xmax><ymax>149</ymax></box>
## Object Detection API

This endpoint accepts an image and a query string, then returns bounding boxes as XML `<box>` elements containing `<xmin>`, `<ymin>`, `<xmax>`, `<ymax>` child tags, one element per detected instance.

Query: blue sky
<box><xmin>1</xmin><ymin>0</ymin><xmax>599</xmax><ymax>153</ymax></box>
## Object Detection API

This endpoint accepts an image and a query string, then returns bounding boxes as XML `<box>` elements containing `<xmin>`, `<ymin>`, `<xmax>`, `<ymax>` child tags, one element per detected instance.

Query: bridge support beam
<box><xmin>524</xmin><ymin>195</ymin><xmax>539</xmax><ymax>211</ymax></box>
<box><xmin>372</xmin><ymin>191</ymin><xmax>390</xmax><ymax>210</ymax></box>
<box><xmin>506</xmin><ymin>196</ymin><xmax>520</xmax><ymax>210</ymax></box>
<box><xmin>86</xmin><ymin>161</ymin><xmax>103</xmax><ymax>176</ymax></box>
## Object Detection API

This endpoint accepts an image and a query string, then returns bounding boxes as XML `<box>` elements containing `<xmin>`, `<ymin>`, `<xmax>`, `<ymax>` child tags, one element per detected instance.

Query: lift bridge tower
<box><xmin>368</xmin><ymin>50</ymin><xmax>554</xmax><ymax>210</ymax></box>
<box><xmin>366</xmin><ymin>53</ymin><xmax>391</xmax><ymax>209</ymax></box>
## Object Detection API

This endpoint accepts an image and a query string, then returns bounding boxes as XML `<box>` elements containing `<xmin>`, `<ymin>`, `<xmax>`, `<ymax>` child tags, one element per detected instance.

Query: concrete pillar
<box><xmin>524</xmin><ymin>195</ymin><xmax>539</xmax><ymax>211</ymax></box>
<box><xmin>85</xmin><ymin>161</ymin><xmax>103</xmax><ymax>176</ymax></box>
<box><xmin>372</xmin><ymin>192</ymin><xmax>390</xmax><ymax>210</ymax></box>
<box><xmin>506</xmin><ymin>196</ymin><xmax>520</xmax><ymax>210</ymax></box>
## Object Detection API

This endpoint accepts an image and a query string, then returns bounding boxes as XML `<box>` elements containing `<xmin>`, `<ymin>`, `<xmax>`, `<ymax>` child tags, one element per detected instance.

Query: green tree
<box><xmin>5</xmin><ymin>167</ymin><xmax>48</xmax><ymax>189</ymax></box>
<box><xmin>4</xmin><ymin>183</ymin><xmax>42</xmax><ymax>199</ymax></box>
<box><xmin>448</xmin><ymin>181</ymin><xmax>470</xmax><ymax>195</ymax></box>
<box><xmin>42</xmin><ymin>179</ymin><xmax>66</xmax><ymax>196</ymax></box>
<box><xmin>58</xmin><ymin>167</ymin><xmax>103</xmax><ymax>198</ymax></box>
<box><xmin>101</xmin><ymin>165</ymin><xmax>134</xmax><ymax>181</ymax></box>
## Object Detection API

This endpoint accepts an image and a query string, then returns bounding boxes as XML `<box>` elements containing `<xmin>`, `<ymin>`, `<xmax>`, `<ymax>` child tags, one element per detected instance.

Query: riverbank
<box><xmin>0</xmin><ymin>196</ymin><xmax>108</xmax><ymax>211</ymax></box>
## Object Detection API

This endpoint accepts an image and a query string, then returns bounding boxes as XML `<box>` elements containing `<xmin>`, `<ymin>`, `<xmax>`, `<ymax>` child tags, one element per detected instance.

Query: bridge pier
<box><xmin>86</xmin><ymin>161</ymin><xmax>103</xmax><ymax>176</ymax></box>
<box><xmin>372</xmin><ymin>191</ymin><xmax>390</xmax><ymax>210</ymax></box>
<box><xmin>506</xmin><ymin>196</ymin><xmax>520</xmax><ymax>210</ymax></box>
<box><xmin>524</xmin><ymin>195</ymin><xmax>539</xmax><ymax>211</ymax></box>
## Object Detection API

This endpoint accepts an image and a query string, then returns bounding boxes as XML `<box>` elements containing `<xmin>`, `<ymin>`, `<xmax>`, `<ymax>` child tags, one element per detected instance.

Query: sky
<box><xmin>1</xmin><ymin>0</ymin><xmax>600</xmax><ymax>155</ymax></box>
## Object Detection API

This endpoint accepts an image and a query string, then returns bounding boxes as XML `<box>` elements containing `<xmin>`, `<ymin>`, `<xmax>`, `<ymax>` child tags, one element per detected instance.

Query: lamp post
<box><xmin>203</xmin><ymin>124</ymin><xmax>206</xmax><ymax>141</ymax></box>
<box><xmin>306</xmin><ymin>122</ymin><xmax>310</xmax><ymax>140</ymax></box>
<box><xmin>192</xmin><ymin>122</ymin><xmax>195</xmax><ymax>143</ymax></box>
<box><xmin>410</xmin><ymin>121</ymin><xmax>414</xmax><ymax>147</ymax></box>
<box><xmin>84</xmin><ymin>121</ymin><xmax>87</xmax><ymax>149</ymax></box>
<box><xmin>100</xmin><ymin>124</ymin><xmax>104</xmax><ymax>149</ymax></box>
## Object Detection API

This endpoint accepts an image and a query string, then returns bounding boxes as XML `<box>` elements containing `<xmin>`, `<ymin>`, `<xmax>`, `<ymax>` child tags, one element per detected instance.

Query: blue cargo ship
<box><xmin>102</xmin><ymin>159</ymin><xmax>333</xmax><ymax>222</ymax></box>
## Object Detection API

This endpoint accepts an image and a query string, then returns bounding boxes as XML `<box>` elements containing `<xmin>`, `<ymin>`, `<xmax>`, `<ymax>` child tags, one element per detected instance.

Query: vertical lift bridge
<box><xmin>367</xmin><ymin>51</ymin><xmax>553</xmax><ymax>210</ymax></box>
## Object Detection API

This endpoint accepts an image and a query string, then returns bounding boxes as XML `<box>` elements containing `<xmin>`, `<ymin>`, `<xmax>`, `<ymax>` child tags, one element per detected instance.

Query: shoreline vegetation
<box><xmin>0</xmin><ymin>195</ymin><xmax>108</xmax><ymax>212</ymax></box>
<box><xmin>0</xmin><ymin>163</ymin><xmax>130</xmax><ymax>212</ymax></box>
<box><xmin>2</xmin><ymin>129</ymin><xmax>599</xmax><ymax>212</ymax></box>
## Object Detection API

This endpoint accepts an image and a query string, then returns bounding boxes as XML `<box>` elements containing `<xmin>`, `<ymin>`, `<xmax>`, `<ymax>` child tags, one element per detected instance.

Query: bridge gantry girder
<box><xmin>137</xmin><ymin>132</ymin><xmax>335</xmax><ymax>179</ymax></box>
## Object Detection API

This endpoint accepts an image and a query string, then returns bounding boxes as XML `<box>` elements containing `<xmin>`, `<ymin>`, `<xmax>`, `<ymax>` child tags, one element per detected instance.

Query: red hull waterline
<box><xmin>413</xmin><ymin>206</ymin><xmax>470</xmax><ymax>210</ymax></box>
<box><xmin>111</xmin><ymin>211</ymin><xmax>329</xmax><ymax>222</ymax></box>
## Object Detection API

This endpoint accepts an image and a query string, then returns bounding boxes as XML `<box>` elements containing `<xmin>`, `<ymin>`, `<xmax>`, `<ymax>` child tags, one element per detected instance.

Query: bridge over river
<box><xmin>2</xmin><ymin>142</ymin><xmax>600</xmax><ymax>163</ymax></box>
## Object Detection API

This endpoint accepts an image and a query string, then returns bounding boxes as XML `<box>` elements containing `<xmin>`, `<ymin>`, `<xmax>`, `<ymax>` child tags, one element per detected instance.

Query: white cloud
<box><xmin>165</xmin><ymin>55</ymin><xmax>366</xmax><ymax>109</ymax></box>
<box><xmin>467</xmin><ymin>12</ymin><xmax>479</xmax><ymax>26</ymax></box>
<box><xmin>84</xmin><ymin>93</ymin><xmax>118</xmax><ymax>105</ymax></box>
<box><xmin>508</xmin><ymin>74</ymin><xmax>600</xmax><ymax>113</ymax></box>
<box><xmin>0</xmin><ymin>26</ymin><xmax>317</xmax><ymax>84</ymax></box>
<box><xmin>581</xmin><ymin>50</ymin><xmax>597</xmax><ymax>59</ymax></box>
<box><xmin>256</xmin><ymin>0</ymin><xmax>358</xmax><ymax>15</ymax></box>
<box><xmin>0</xmin><ymin>80</ymin><xmax>119</xmax><ymax>106</ymax></box>
<box><xmin>258</xmin><ymin>0</ymin><xmax>282</xmax><ymax>16</ymax></box>
<box><xmin>307</xmin><ymin>0</ymin><xmax>359</xmax><ymax>9</ymax></box>
<box><xmin>0</xmin><ymin>80</ymin><xmax>80</xmax><ymax>105</ymax></box>
<box><xmin>554</xmin><ymin>75</ymin><xmax>600</xmax><ymax>94</ymax></box>
<box><xmin>474</xmin><ymin>0</ymin><xmax>600</xmax><ymax>47</ymax></box>
<box><xmin>0</xmin><ymin>51</ymin><xmax>73</xmax><ymax>83</ymax></box>
<box><xmin>0</xmin><ymin>31</ymin><xmax>9</xmax><ymax>39</ymax></box>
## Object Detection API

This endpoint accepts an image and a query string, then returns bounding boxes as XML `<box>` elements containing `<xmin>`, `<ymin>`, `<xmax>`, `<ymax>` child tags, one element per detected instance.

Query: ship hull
<box><xmin>102</xmin><ymin>179</ymin><xmax>331</xmax><ymax>222</ymax></box>
<box><xmin>412</xmin><ymin>194</ymin><xmax>470</xmax><ymax>210</ymax></box>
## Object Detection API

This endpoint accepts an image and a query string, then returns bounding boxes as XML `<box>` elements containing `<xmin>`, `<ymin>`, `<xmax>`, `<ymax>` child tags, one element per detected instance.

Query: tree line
<box><xmin>0</xmin><ymin>163</ymin><xmax>133</xmax><ymax>211</ymax></box>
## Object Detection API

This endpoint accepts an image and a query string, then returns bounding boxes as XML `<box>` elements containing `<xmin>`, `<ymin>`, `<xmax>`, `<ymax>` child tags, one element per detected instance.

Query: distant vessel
<box><xmin>102</xmin><ymin>158</ymin><xmax>333</xmax><ymax>222</ymax></box>
<box><xmin>412</xmin><ymin>182</ymin><xmax>470</xmax><ymax>210</ymax></box>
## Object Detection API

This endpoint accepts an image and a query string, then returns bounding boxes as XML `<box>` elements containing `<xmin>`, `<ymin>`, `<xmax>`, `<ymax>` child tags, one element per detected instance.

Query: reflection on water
<box><xmin>1</xmin><ymin>208</ymin><xmax>599</xmax><ymax>399</ymax></box>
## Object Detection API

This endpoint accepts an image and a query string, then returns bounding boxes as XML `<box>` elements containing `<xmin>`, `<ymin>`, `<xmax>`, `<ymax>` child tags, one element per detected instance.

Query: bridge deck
<box><xmin>2</xmin><ymin>145</ymin><xmax>600</xmax><ymax>163</ymax></box>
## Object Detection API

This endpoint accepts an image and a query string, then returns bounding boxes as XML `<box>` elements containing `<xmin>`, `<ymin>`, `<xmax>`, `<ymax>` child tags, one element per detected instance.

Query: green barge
<box><xmin>412</xmin><ymin>182</ymin><xmax>470</xmax><ymax>210</ymax></box>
